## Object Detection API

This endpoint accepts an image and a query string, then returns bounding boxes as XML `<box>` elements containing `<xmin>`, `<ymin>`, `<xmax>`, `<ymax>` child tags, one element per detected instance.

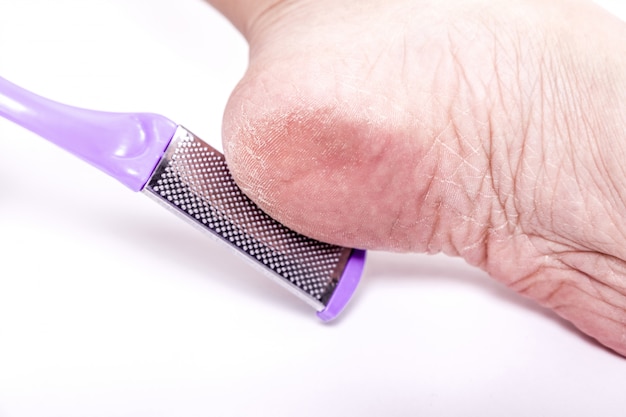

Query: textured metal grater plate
<box><xmin>143</xmin><ymin>126</ymin><xmax>352</xmax><ymax>310</ymax></box>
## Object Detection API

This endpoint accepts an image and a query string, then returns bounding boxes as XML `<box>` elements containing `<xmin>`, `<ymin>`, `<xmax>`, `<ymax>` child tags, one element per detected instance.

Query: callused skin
<box><xmin>207</xmin><ymin>0</ymin><xmax>626</xmax><ymax>356</ymax></box>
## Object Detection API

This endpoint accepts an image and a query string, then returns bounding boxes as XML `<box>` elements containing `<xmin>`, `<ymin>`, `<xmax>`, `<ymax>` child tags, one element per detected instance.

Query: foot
<box><xmin>208</xmin><ymin>0</ymin><xmax>626</xmax><ymax>355</ymax></box>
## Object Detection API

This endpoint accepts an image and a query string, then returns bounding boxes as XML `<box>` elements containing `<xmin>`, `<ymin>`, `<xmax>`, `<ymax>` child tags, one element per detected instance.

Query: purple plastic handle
<box><xmin>0</xmin><ymin>76</ymin><xmax>177</xmax><ymax>191</ymax></box>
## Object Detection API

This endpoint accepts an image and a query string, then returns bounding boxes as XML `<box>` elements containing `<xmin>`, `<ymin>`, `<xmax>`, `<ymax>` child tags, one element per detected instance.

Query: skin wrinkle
<box><xmin>508</xmin><ymin>263</ymin><xmax>549</xmax><ymax>296</ymax></box>
<box><xmin>571</xmin><ymin>270</ymin><xmax>622</xmax><ymax>312</ymax></box>
<box><xmin>545</xmin><ymin>49</ymin><xmax>626</xmax><ymax>258</ymax></box>
<box><xmin>525</xmin><ymin>52</ymin><xmax>570</xmax><ymax>240</ymax></box>
<box><xmin>482</xmin><ymin>21</ymin><xmax>531</xmax><ymax>247</ymax></box>
<box><xmin>580</xmin><ymin>108</ymin><xmax>626</xmax><ymax>249</ymax></box>
<box><xmin>511</xmin><ymin>261</ymin><xmax>562</xmax><ymax>301</ymax></box>
<box><xmin>548</xmin><ymin>279</ymin><xmax>626</xmax><ymax>328</ymax></box>
<box><xmin>244</xmin><ymin>0</ymin><xmax>305</xmax><ymax>50</ymax></box>
<box><xmin>559</xmin><ymin>69</ymin><xmax>610</xmax><ymax>249</ymax></box>
<box><xmin>387</xmin><ymin>199</ymin><xmax>415</xmax><ymax>250</ymax></box>
<box><xmin>417</xmin><ymin>168</ymin><xmax>441</xmax><ymax>254</ymax></box>
<box><xmin>430</xmin><ymin>22</ymin><xmax>497</xmax><ymax>259</ymax></box>
<box><xmin>454</xmin><ymin>26</ymin><xmax>507</xmax><ymax>267</ymax></box>
<box><xmin>561</xmin><ymin>251</ymin><xmax>626</xmax><ymax>293</ymax></box>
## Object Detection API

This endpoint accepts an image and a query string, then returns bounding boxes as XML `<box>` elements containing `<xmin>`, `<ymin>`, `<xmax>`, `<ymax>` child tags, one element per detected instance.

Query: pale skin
<box><xmin>207</xmin><ymin>0</ymin><xmax>626</xmax><ymax>356</ymax></box>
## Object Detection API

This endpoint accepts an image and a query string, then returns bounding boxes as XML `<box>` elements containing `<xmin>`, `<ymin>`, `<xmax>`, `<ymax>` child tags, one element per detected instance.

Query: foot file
<box><xmin>0</xmin><ymin>76</ymin><xmax>365</xmax><ymax>321</ymax></box>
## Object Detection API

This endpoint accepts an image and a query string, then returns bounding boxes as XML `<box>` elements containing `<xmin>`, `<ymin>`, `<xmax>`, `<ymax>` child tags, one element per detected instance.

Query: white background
<box><xmin>0</xmin><ymin>1</ymin><xmax>625</xmax><ymax>416</ymax></box>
